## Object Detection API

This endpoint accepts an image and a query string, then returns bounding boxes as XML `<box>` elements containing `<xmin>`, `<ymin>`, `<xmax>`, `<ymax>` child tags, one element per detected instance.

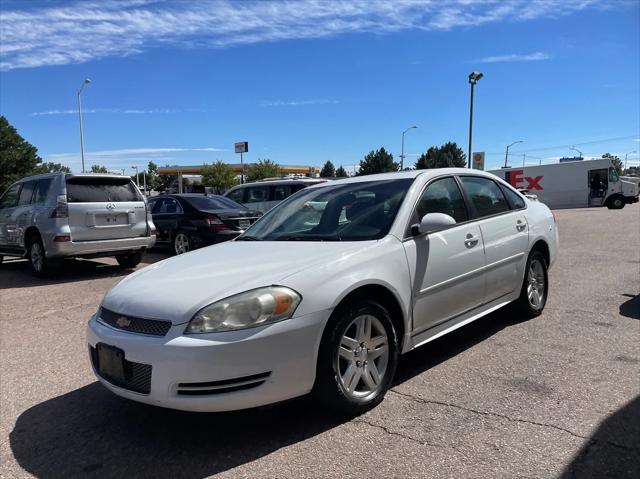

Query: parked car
<box><xmin>224</xmin><ymin>178</ymin><xmax>327</xmax><ymax>213</ymax></box>
<box><xmin>147</xmin><ymin>194</ymin><xmax>262</xmax><ymax>255</ymax></box>
<box><xmin>87</xmin><ymin>169</ymin><xmax>558</xmax><ymax>414</ymax></box>
<box><xmin>0</xmin><ymin>173</ymin><xmax>156</xmax><ymax>276</ymax></box>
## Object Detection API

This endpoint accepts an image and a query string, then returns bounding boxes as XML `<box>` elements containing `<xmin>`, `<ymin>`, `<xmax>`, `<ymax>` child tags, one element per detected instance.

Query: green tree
<box><xmin>201</xmin><ymin>161</ymin><xmax>238</xmax><ymax>193</ymax></box>
<box><xmin>357</xmin><ymin>147</ymin><xmax>398</xmax><ymax>176</ymax></box>
<box><xmin>145</xmin><ymin>161</ymin><xmax>160</xmax><ymax>191</ymax></box>
<box><xmin>0</xmin><ymin>115</ymin><xmax>43</xmax><ymax>192</ymax></box>
<box><xmin>335</xmin><ymin>165</ymin><xmax>348</xmax><ymax>178</ymax></box>
<box><xmin>247</xmin><ymin>159</ymin><xmax>281</xmax><ymax>182</ymax></box>
<box><xmin>415</xmin><ymin>142</ymin><xmax>466</xmax><ymax>169</ymax></box>
<box><xmin>320</xmin><ymin>160</ymin><xmax>336</xmax><ymax>178</ymax></box>
<box><xmin>602</xmin><ymin>153</ymin><xmax>623</xmax><ymax>176</ymax></box>
<box><xmin>90</xmin><ymin>164</ymin><xmax>109</xmax><ymax>173</ymax></box>
<box><xmin>31</xmin><ymin>162</ymin><xmax>71</xmax><ymax>174</ymax></box>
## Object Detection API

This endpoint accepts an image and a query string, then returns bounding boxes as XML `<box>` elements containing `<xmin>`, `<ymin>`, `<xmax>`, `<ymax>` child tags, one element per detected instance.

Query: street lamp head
<box><xmin>411</xmin><ymin>125</ymin><xmax>417</xmax><ymax>129</ymax></box>
<box><xmin>469</xmin><ymin>71</ymin><xmax>484</xmax><ymax>83</ymax></box>
<box><xmin>84</xmin><ymin>78</ymin><xmax>92</xmax><ymax>84</ymax></box>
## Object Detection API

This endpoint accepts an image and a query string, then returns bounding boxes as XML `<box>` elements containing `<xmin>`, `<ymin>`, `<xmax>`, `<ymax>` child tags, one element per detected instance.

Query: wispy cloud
<box><xmin>260</xmin><ymin>99</ymin><xmax>338</xmax><ymax>107</ymax></box>
<box><xmin>476</xmin><ymin>51</ymin><xmax>551</xmax><ymax>63</ymax></box>
<box><xmin>1</xmin><ymin>0</ymin><xmax>605</xmax><ymax>71</ymax></box>
<box><xmin>45</xmin><ymin>146</ymin><xmax>227</xmax><ymax>170</ymax></box>
<box><xmin>31</xmin><ymin>107</ymin><xmax>206</xmax><ymax>116</ymax></box>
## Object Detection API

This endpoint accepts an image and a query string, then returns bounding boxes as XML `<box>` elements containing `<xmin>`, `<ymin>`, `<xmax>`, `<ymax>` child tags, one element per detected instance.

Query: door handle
<box><xmin>464</xmin><ymin>234</ymin><xmax>479</xmax><ymax>248</ymax></box>
<box><xmin>516</xmin><ymin>220</ymin><xmax>527</xmax><ymax>232</ymax></box>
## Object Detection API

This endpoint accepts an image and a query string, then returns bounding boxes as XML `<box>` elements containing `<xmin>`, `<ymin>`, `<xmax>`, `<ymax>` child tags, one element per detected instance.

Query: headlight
<box><xmin>184</xmin><ymin>286</ymin><xmax>301</xmax><ymax>334</ymax></box>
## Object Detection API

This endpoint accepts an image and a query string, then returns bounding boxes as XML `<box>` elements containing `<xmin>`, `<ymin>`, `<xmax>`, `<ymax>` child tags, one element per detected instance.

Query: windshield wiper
<box><xmin>236</xmin><ymin>235</ymin><xmax>261</xmax><ymax>241</ymax></box>
<box><xmin>276</xmin><ymin>234</ymin><xmax>342</xmax><ymax>241</ymax></box>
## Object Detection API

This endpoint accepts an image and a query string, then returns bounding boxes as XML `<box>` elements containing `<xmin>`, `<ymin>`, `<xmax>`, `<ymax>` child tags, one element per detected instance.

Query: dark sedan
<box><xmin>148</xmin><ymin>194</ymin><xmax>262</xmax><ymax>255</ymax></box>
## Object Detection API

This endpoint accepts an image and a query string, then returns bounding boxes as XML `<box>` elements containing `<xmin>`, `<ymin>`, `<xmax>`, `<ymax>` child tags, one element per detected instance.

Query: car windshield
<box><xmin>240</xmin><ymin>178</ymin><xmax>413</xmax><ymax>241</ymax></box>
<box><xmin>185</xmin><ymin>195</ymin><xmax>247</xmax><ymax>210</ymax></box>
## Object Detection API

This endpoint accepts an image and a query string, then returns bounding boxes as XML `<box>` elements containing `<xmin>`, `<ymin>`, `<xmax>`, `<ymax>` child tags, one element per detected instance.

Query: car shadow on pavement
<box><xmin>559</xmin><ymin>395</ymin><xmax>640</xmax><ymax>479</ymax></box>
<box><xmin>9</xmin><ymin>307</ymin><xmax>526</xmax><ymax>479</ymax></box>
<box><xmin>0</xmin><ymin>252</ymin><xmax>168</xmax><ymax>289</ymax></box>
<box><xmin>619</xmin><ymin>294</ymin><xmax>640</xmax><ymax>320</ymax></box>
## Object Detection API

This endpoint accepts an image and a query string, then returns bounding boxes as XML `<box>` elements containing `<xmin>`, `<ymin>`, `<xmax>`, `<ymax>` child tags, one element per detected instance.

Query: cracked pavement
<box><xmin>1</xmin><ymin>206</ymin><xmax>639</xmax><ymax>478</ymax></box>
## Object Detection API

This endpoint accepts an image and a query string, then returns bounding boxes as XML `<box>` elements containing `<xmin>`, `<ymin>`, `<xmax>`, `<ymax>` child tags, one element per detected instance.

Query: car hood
<box><xmin>101</xmin><ymin>241</ymin><xmax>366</xmax><ymax>324</ymax></box>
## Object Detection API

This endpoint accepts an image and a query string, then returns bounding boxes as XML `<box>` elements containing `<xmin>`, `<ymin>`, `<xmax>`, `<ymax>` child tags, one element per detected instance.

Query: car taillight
<box><xmin>50</xmin><ymin>195</ymin><xmax>68</xmax><ymax>218</ymax></box>
<box><xmin>207</xmin><ymin>214</ymin><xmax>227</xmax><ymax>232</ymax></box>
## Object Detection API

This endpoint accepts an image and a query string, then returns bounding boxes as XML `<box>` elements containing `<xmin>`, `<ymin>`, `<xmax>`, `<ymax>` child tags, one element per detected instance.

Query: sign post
<box><xmin>234</xmin><ymin>141</ymin><xmax>249</xmax><ymax>183</ymax></box>
<box><xmin>472</xmin><ymin>151</ymin><xmax>485</xmax><ymax>170</ymax></box>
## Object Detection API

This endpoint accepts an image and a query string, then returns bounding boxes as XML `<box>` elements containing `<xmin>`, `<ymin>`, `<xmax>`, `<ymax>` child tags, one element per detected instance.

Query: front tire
<box><xmin>607</xmin><ymin>196</ymin><xmax>625</xmax><ymax>210</ymax></box>
<box><xmin>515</xmin><ymin>250</ymin><xmax>548</xmax><ymax>318</ymax></box>
<box><xmin>116</xmin><ymin>251</ymin><xmax>143</xmax><ymax>269</ymax></box>
<box><xmin>314</xmin><ymin>299</ymin><xmax>399</xmax><ymax>415</ymax></box>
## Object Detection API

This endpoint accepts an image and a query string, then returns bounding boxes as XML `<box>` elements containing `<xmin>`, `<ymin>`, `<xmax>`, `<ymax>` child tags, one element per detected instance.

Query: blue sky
<box><xmin>1</xmin><ymin>0</ymin><xmax>639</xmax><ymax>175</ymax></box>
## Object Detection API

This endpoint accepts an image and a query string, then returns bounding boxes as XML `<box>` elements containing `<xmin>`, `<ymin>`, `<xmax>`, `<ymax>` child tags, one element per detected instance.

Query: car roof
<box><xmin>230</xmin><ymin>178</ymin><xmax>326</xmax><ymax>188</ymax></box>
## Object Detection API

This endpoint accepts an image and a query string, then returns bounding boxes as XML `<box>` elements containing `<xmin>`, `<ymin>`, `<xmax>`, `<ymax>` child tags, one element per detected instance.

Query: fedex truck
<box><xmin>489</xmin><ymin>159</ymin><xmax>639</xmax><ymax>210</ymax></box>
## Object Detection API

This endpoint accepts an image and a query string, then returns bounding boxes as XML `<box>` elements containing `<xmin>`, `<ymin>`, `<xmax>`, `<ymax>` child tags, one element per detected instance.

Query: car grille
<box><xmin>176</xmin><ymin>372</ymin><xmax>271</xmax><ymax>396</ymax></box>
<box><xmin>89</xmin><ymin>345</ymin><xmax>152</xmax><ymax>394</ymax></box>
<box><xmin>98</xmin><ymin>307</ymin><xmax>172</xmax><ymax>337</ymax></box>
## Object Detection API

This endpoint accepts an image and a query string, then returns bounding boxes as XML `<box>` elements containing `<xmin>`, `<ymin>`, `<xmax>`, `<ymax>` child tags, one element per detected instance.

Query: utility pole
<box><xmin>400</xmin><ymin>126</ymin><xmax>417</xmax><ymax>170</ymax></box>
<box><xmin>77</xmin><ymin>78</ymin><xmax>91</xmax><ymax>173</ymax></box>
<box><xmin>467</xmin><ymin>72</ymin><xmax>483</xmax><ymax>168</ymax></box>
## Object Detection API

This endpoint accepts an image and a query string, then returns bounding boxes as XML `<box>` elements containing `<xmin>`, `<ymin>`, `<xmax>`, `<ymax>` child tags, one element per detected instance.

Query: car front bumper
<box><xmin>46</xmin><ymin>235</ymin><xmax>156</xmax><ymax>258</ymax></box>
<box><xmin>86</xmin><ymin>308</ymin><xmax>330</xmax><ymax>412</ymax></box>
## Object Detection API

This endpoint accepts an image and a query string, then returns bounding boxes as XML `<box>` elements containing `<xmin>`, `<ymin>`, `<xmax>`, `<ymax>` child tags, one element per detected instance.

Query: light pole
<box><xmin>504</xmin><ymin>140</ymin><xmax>524</xmax><ymax>168</ymax></box>
<box><xmin>624</xmin><ymin>150</ymin><xmax>636</xmax><ymax>173</ymax></box>
<box><xmin>400</xmin><ymin>126</ymin><xmax>417</xmax><ymax>170</ymax></box>
<box><xmin>77</xmin><ymin>78</ymin><xmax>91</xmax><ymax>173</ymax></box>
<box><xmin>131</xmin><ymin>165</ymin><xmax>139</xmax><ymax>186</ymax></box>
<box><xmin>467</xmin><ymin>71</ymin><xmax>483</xmax><ymax>168</ymax></box>
<box><xmin>569</xmin><ymin>146</ymin><xmax>582</xmax><ymax>159</ymax></box>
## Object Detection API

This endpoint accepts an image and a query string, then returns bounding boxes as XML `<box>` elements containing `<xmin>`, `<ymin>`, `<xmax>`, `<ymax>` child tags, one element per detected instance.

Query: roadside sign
<box><xmin>235</xmin><ymin>142</ymin><xmax>248</xmax><ymax>154</ymax></box>
<box><xmin>473</xmin><ymin>152</ymin><xmax>485</xmax><ymax>170</ymax></box>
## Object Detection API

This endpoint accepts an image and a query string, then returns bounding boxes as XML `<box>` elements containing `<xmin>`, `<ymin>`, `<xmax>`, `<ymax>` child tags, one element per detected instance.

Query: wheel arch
<box><xmin>23</xmin><ymin>226</ymin><xmax>42</xmax><ymax>254</ymax></box>
<box><xmin>327</xmin><ymin>283</ymin><xmax>407</xmax><ymax>353</ymax></box>
<box><xmin>530</xmin><ymin>238</ymin><xmax>550</xmax><ymax>267</ymax></box>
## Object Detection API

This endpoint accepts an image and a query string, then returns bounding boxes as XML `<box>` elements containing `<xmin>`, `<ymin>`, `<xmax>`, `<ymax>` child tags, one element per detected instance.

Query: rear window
<box><xmin>186</xmin><ymin>195</ymin><xmax>246</xmax><ymax>210</ymax></box>
<box><xmin>66</xmin><ymin>177</ymin><xmax>142</xmax><ymax>203</ymax></box>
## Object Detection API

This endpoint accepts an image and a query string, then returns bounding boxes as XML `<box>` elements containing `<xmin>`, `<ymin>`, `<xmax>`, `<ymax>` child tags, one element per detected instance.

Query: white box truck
<box><xmin>489</xmin><ymin>159</ymin><xmax>639</xmax><ymax>209</ymax></box>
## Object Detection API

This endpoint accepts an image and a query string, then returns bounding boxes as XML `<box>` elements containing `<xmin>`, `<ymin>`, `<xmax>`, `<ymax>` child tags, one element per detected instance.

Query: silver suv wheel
<box><xmin>30</xmin><ymin>241</ymin><xmax>44</xmax><ymax>272</ymax></box>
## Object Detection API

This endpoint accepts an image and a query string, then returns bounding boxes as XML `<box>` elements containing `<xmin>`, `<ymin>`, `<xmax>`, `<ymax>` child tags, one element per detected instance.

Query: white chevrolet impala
<box><xmin>87</xmin><ymin>169</ymin><xmax>558</xmax><ymax>414</ymax></box>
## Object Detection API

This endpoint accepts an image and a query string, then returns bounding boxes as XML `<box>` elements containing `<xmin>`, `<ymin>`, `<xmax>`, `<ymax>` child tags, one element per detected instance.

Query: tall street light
<box><xmin>467</xmin><ymin>71</ymin><xmax>483</xmax><ymax>168</ymax></box>
<box><xmin>504</xmin><ymin>140</ymin><xmax>524</xmax><ymax>168</ymax></box>
<box><xmin>77</xmin><ymin>78</ymin><xmax>91</xmax><ymax>173</ymax></box>
<box><xmin>131</xmin><ymin>165</ymin><xmax>139</xmax><ymax>186</ymax></box>
<box><xmin>624</xmin><ymin>150</ymin><xmax>636</xmax><ymax>172</ymax></box>
<box><xmin>569</xmin><ymin>146</ymin><xmax>582</xmax><ymax>159</ymax></box>
<box><xmin>400</xmin><ymin>126</ymin><xmax>417</xmax><ymax>170</ymax></box>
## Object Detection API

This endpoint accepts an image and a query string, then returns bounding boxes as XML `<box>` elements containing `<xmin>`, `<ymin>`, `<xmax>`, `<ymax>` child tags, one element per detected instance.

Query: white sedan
<box><xmin>87</xmin><ymin>169</ymin><xmax>558</xmax><ymax>414</ymax></box>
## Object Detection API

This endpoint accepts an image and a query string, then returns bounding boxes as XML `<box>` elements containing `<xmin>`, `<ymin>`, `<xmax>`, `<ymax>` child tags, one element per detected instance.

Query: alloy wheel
<box><xmin>336</xmin><ymin>314</ymin><xmax>389</xmax><ymax>399</ymax></box>
<box><xmin>527</xmin><ymin>259</ymin><xmax>546</xmax><ymax>309</ymax></box>
<box><xmin>174</xmin><ymin>233</ymin><xmax>190</xmax><ymax>255</ymax></box>
<box><xmin>30</xmin><ymin>242</ymin><xmax>44</xmax><ymax>272</ymax></box>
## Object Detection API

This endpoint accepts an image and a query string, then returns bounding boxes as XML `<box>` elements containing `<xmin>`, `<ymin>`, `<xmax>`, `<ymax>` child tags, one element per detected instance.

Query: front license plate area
<box><xmin>97</xmin><ymin>343</ymin><xmax>126</xmax><ymax>382</ymax></box>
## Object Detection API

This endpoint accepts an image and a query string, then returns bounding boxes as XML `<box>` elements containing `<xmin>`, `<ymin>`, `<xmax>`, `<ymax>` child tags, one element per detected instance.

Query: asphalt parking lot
<box><xmin>0</xmin><ymin>206</ymin><xmax>638</xmax><ymax>479</ymax></box>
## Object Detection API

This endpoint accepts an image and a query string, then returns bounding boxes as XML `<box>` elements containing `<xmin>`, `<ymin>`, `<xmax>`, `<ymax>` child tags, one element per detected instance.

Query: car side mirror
<box><xmin>411</xmin><ymin>213</ymin><xmax>456</xmax><ymax>236</ymax></box>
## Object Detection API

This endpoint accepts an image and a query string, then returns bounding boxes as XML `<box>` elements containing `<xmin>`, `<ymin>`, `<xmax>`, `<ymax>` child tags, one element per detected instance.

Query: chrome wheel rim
<box><xmin>174</xmin><ymin>233</ymin><xmax>189</xmax><ymax>254</ymax></box>
<box><xmin>527</xmin><ymin>259</ymin><xmax>546</xmax><ymax>309</ymax></box>
<box><xmin>30</xmin><ymin>242</ymin><xmax>43</xmax><ymax>271</ymax></box>
<box><xmin>336</xmin><ymin>314</ymin><xmax>389</xmax><ymax>399</ymax></box>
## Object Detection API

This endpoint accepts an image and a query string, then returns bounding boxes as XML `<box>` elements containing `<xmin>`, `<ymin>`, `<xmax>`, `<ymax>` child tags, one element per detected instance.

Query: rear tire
<box><xmin>314</xmin><ymin>299</ymin><xmax>399</xmax><ymax>415</ymax></box>
<box><xmin>173</xmin><ymin>231</ymin><xmax>191</xmax><ymax>255</ymax></box>
<box><xmin>27</xmin><ymin>235</ymin><xmax>54</xmax><ymax>277</ymax></box>
<box><xmin>514</xmin><ymin>250</ymin><xmax>548</xmax><ymax>318</ymax></box>
<box><xmin>116</xmin><ymin>251</ymin><xmax>143</xmax><ymax>269</ymax></box>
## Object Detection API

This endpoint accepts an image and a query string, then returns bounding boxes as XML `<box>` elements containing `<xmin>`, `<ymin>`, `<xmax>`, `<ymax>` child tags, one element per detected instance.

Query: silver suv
<box><xmin>0</xmin><ymin>173</ymin><xmax>156</xmax><ymax>276</ymax></box>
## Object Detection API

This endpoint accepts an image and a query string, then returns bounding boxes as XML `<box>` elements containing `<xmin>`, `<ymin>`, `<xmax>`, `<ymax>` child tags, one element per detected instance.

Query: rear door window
<box><xmin>66</xmin><ymin>177</ymin><xmax>142</xmax><ymax>202</ymax></box>
<box><xmin>226</xmin><ymin>188</ymin><xmax>245</xmax><ymax>203</ymax></box>
<box><xmin>459</xmin><ymin>176</ymin><xmax>510</xmax><ymax>217</ymax></box>
<box><xmin>153</xmin><ymin>197</ymin><xmax>183</xmax><ymax>214</ymax></box>
<box><xmin>33</xmin><ymin>178</ymin><xmax>54</xmax><ymax>204</ymax></box>
<box><xmin>0</xmin><ymin>184</ymin><xmax>21</xmax><ymax>208</ymax></box>
<box><xmin>245</xmin><ymin>186</ymin><xmax>270</xmax><ymax>203</ymax></box>
<box><xmin>272</xmin><ymin>185</ymin><xmax>291</xmax><ymax>201</ymax></box>
<box><xmin>17</xmin><ymin>181</ymin><xmax>36</xmax><ymax>205</ymax></box>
